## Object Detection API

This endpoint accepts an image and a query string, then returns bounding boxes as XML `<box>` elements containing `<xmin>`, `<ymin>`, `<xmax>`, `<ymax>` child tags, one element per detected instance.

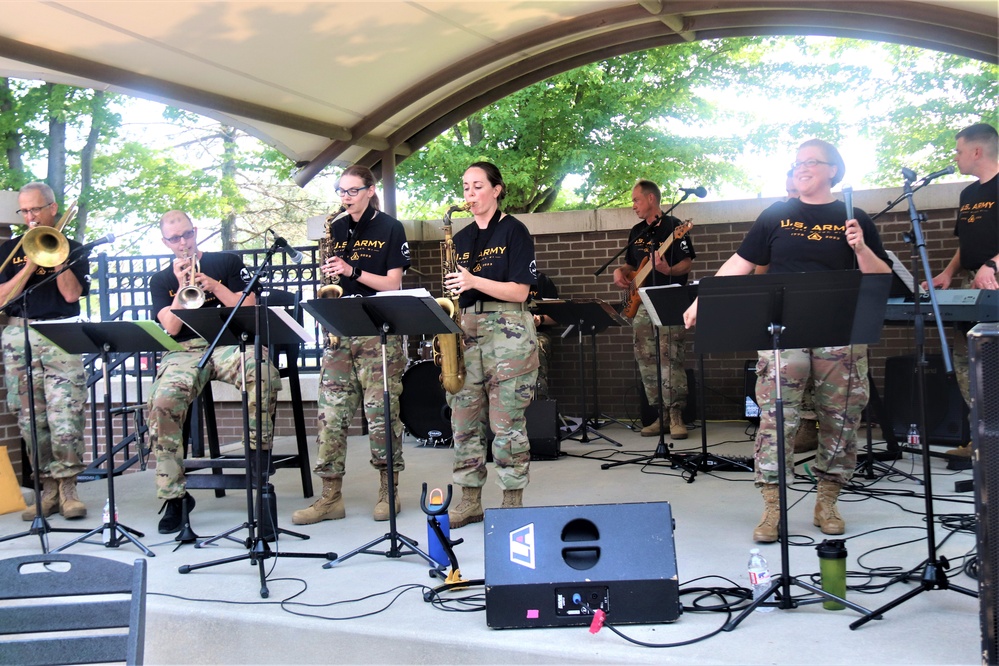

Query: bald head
<box><xmin>159</xmin><ymin>210</ymin><xmax>192</xmax><ymax>230</ymax></box>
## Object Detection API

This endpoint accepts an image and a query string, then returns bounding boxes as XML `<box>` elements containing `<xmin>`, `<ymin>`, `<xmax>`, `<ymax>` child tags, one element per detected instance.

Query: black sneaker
<box><xmin>157</xmin><ymin>493</ymin><xmax>196</xmax><ymax>534</ymax></box>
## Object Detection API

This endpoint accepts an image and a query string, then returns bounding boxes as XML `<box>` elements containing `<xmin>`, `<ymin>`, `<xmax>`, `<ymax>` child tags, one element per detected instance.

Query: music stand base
<box><xmin>725</xmin><ymin>574</ymin><xmax>874</xmax><ymax>632</ymax></box>
<box><xmin>323</xmin><ymin>530</ymin><xmax>438</xmax><ymax>570</ymax></box>
<box><xmin>51</xmin><ymin>521</ymin><xmax>154</xmax><ymax>558</ymax></box>
<box><xmin>849</xmin><ymin>560</ymin><xmax>978</xmax><ymax>630</ymax></box>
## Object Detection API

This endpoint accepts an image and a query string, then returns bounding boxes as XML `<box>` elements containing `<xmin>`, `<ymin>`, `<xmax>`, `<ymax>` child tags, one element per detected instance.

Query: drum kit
<box><xmin>399</xmin><ymin>339</ymin><xmax>453</xmax><ymax>446</ymax></box>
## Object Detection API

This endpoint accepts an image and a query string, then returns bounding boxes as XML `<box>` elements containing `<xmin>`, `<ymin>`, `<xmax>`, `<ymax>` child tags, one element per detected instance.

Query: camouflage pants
<box><xmin>535</xmin><ymin>330</ymin><xmax>552</xmax><ymax>399</ymax></box>
<box><xmin>632</xmin><ymin>304</ymin><xmax>687</xmax><ymax>410</ymax></box>
<box><xmin>314</xmin><ymin>336</ymin><xmax>406</xmax><ymax>478</ymax></box>
<box><xmin>449</xmin><ymin>310</ymin><xmax>538</xmax><ymax>490</ymax></box>
<box><xmin>148</xmin><ymin>340</ymin><xmax>281</xmax><ymax>500</ymax></box>
<box><xmin>2</xmin><ymin>324</ymin><xmax>86</xmax><ymax>479</ymax></box>
<box><xmin>951</xmin><ymin>271</ymin><xmax>978</xmax><ymax>409</ymax></box>
<box><xmin>754</xmin><ymin>345</ymin><xmax>868</xmax><ymax>486</ymax></box>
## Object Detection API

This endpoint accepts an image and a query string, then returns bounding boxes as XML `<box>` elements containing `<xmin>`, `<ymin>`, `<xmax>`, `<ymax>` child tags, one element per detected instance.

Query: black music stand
<box><xmin>695</xmin><ymin>270</ymin><xmax>889</xmax><ymax>629</ymax></box>
<box><xmin>175</xmin><ymin>305</ymin><xmax>332</xmax><ymax>596</ymax></box>
<box><xmin>638</xmin><ymin>283</ymin><xmax>748</xmax><ymax>474</ymax></box>
<box><xmin>303</xmin><ymin>292</ymin><xmax>461</xmax><ymax>572</ymax></box>
<box><xmin>531</xmin><ymin>299</ymin><xmax>628</xmax><ymax>447</ymax></box>
<box><xmin>33</xmin><ymin>321</ymin><xmax>181</xmax><ymax>557</ymax></box>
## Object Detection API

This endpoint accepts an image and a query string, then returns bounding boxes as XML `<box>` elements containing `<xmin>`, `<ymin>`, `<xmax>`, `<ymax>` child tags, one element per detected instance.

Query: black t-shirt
<box><xmin>625</xmin><ymin>215</ymin><xmax>696</xmax><ymax>287</ymax></box>
<box><xmin>954</xmin><ymin>174</ymin><xmax>998</xmax><ymax>270</ymax></box>
<box><xmin>452</xmin><ymin>212</ymin><xmax>536</xmax><ymax>309</ymax></box>
<box><xmin>150</xmin><ymin>251</ymin><xmax>253</xmax><ymax>342</ymax></box>
<box><xmin>326</xmin><ymin>205</ymin><xmax>410</xmax><ymax>297</ymax></box>
<box><xmin>737</xmin><ymin>198</ymin><xmax>890</xmax><ymax>273</ymax></box>
<box><xmin>0</xmin><ymin>235</ymin><xmax>89</xmax><ymax>319</ymax></box>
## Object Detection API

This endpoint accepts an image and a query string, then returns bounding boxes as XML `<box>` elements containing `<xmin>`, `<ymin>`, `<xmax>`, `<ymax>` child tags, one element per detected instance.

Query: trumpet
<box><xmin>176</xmin><ymin>251</ymin><xmax>206</xmax><ymax>309</ymax></box>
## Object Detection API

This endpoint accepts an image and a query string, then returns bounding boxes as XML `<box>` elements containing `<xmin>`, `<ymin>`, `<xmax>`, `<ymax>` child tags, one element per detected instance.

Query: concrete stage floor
<box><xmin>0</xmin><ymin>420</ymin><xmax>981</xmax><ymax>665</ymax></box>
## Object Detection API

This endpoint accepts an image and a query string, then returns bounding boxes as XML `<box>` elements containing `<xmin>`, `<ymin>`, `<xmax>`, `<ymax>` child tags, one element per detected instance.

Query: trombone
<box><xmin>0</xmin><ymin>201</ymin><xmax>74</xmax><ymax>309</ymax></box>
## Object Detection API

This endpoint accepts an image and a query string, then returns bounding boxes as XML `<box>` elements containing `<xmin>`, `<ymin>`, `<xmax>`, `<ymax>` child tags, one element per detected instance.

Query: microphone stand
<box><xmin>177</xmin><ymin>240</ymin><xmax>333</xmax><ymax>598</ymax></box>
<box><xmin>0</xmin><ymin>254</ymin><xmax>92</xmax><ymax>552</ymax></box>
<box><xmin>850</xmin><ymin>170</ymin><xmax>977</xmax><ymax>629</ymax></box>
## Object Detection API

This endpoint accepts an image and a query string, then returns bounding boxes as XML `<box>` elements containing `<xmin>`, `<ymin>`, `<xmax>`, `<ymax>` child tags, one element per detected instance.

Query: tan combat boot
<box><xmin>449</xmin><ymin>486</ymin><xmax>483</xmax><ymax>529</ymax></box>
<box><xmin>669</xmin><ymin>407</ymin><xmax>688</xmax><ymax>440</ymax></box>
<box><xmin>753</xmin><ymin>484</ymin><xmax>780</xmax><ymax>543</ymax></box>
<box><xmin>373</xmin><ymin>471</ymin><xmax>401</xmax><ymax>521</ymax></box>
<box><xmin>501</xmin><ymin>488</ymin><xmax>524</xmax><ymax>508</ymax></box>
<box><xmin>58</xmin><ymin>477</ymin><xmax>87</xmax><ymax>519</ymax></box>
<box><xmin>944</xmin><ymin>442</ymin><xmax>972</xmax><ymax>458</ymax></box>
<box><xmin>21</xmin><ymin>478</ymin><xmax>59</xmax><ymax>521</ymax></box>
<box><xmin>792</xmin><ymin>418</ymin><xmax>819</xmax><ymax>453</ymax></box>
<box><xmin>640</xmin><ymin>419</ymin><xmax>662</xmax><ymax>437</ymax></box>
<box><xmin>292</xmin><ymin>477</ymin><xmax>345</xmax><ymax>525</ymax></box>
<box><xmin>813</xmin><ymin>480</ymin><xmax>845</xmax><ymax>535</ymax></box>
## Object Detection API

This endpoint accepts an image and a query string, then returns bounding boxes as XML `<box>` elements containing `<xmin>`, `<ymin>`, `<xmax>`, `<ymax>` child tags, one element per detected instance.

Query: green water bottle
<box><xmin>816</xmin><ymin>539</ymin><xmax>848</xmax><ymax>610</ymax></box>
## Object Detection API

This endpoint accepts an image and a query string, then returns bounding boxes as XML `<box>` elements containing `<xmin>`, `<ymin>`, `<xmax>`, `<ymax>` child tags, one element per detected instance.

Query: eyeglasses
<box><xmin>334</xmin><ymin>186</ymin><xmax>371</xmax><ymax>197</ymax></box>
<box><xmin>163</xmin><ymin>229</ymin><xmax>196</xmax><ymax>244</ymax></box>
<box><xmin>15</xmin><ymin>204</ymin><xmax>54</xmax><ymax>217</ymax></box>
<box><xmin>791</xmin><ymin>159</ymin><xmax>833</xmax><ymax>171</ymax></box>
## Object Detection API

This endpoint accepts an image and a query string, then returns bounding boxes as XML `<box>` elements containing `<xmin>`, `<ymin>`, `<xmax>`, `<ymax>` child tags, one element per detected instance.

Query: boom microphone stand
<box><xmin>850</xmin><ymin>169</ymin><xmax>978</xmax><ymax>629</ymax></box>
<box><xmin>177</xmin><ymin>242</ymin><xmax>333</xmax><ymax>598</ymax></box>
<box><xmin>0</xmin><ymin>263</ymin><xmax>89</xmax><ymax>552</ymax></box>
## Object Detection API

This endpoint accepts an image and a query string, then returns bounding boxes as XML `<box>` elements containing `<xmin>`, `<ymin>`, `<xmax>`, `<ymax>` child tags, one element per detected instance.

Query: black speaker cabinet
<box><xmin>526</xmin><ymin>399</ymin><xmax>559</xmax><ymax>461</ymax></box>
<box><xmin>883</xmin><ymin>354</ymin><xmax>970</xmax><ymax>446</ymax></box>
<box><xmin>969</xmin><ymin>324</ymin><xmax>998</xmax><ymax>665</ymax></box>
<box><xmin>484</xmin><ymin>502</ymin><xmax>681</xmax><ymax>629</ymax></box>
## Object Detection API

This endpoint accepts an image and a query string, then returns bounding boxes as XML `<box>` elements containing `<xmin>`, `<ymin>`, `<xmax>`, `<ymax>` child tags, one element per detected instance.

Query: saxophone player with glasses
<box><xmin>445</xmin><ymin>161</ymin><xmax>539</xmax><ymax>529</ymax></box>
<box><xmin>292</xmin><ymin>165</ymin><xmax>411</xmax><ymax>525</ymax></box>
<box><xmin>146</xmin><ymin>210</ymin><xmax>281</xmax><ymax>534</ymax></box>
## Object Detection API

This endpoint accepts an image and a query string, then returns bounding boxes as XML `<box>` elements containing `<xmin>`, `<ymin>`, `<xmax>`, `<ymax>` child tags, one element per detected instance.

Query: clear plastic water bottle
<box><xmin>102</xmin><ymin>499</ymin><xmax>111</xmax><ymax>544</ymax></box>
<box><xmin>748</xmin><ymin>548</ymin><xmax>774</xmax><ymax>612</ymax></box>
<box><xmin>907</xmin><ymin>423</ymin><xmax>920</xmax><ymax>447</ymax></box>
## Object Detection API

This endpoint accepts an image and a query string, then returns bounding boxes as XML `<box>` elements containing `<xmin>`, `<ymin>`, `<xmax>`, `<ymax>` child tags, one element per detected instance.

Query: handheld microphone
<box><xmin>70</xmin><ymin>233</ymin><xmax>115</xmax><ymax>258</ymax></box>
<box><xmin>679</xmin><ymin>186</ymin><xmax>708</xmax><ymax>198</ymax></box>
<box><xmin>270</xmin><ymin>230</ymin><xmax>304</xmax><ymax>265</ymax></box>
<box><xmin>914</xmin><ymin>165</ymin><xmax>955</xmax><ymax>187</ymax></box>
<box><xmin>842</xmin><ymin>186</ymin><xmax>854</xmax><ymax>221</ymax></box>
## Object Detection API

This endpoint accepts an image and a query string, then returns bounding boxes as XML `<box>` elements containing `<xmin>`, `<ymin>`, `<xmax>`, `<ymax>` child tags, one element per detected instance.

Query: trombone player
<box><xmin>146</xmin><ymin>210</ymin><xmax>281</xmax><ymax>534</ymax></box>
<box><xmin>0</xmin><ymin>182</ymin><xmax>89</xmax><ymax>521</ymax></box>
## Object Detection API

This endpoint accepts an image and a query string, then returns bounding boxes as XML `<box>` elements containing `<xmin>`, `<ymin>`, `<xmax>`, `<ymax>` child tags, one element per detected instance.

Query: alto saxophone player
<box><xmin>444</xmin><ymin>162</ymin><xmax>538</xmax><ymax>529</ymax></box>
<box><xmin>292</xmin><ymin>165</ymin><xmax>411</xmax><ymax>526</ymax></box>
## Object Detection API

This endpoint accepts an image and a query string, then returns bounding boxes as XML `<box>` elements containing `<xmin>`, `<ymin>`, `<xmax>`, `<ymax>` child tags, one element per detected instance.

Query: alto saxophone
<box><xmin>318</xmin><ymin>206</ymin><xmax>348</xmax><ymax>347</ymax></box>
<box><xmin>433</xmin><ymin>202</ymin><xmax>470</xmax><ymax>394</ymax></box>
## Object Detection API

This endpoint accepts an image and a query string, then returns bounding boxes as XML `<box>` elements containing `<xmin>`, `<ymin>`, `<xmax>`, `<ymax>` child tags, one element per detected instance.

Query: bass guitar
<box><xmin>621</xmin><ymin>219</ymin><xmax>694</xmax><ymax>318</ymax></box>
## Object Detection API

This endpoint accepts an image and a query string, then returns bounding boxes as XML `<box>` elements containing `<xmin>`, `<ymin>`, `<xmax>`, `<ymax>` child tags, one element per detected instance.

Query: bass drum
<box><xmin>400</xmin><ymin>361</ymin><xmax>453</xmax><ymax>443</ymax></box>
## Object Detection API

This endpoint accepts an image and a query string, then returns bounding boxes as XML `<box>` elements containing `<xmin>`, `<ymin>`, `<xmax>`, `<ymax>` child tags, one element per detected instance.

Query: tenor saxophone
<box><xmin>318</xmin><ymin>206</ymin><xmax>348</xmax><ymax>347</ymax></box>
<box><xmin>433</xmin><ymin>202</ymin><xmax>470</xmax><ymax>394</ymax></box>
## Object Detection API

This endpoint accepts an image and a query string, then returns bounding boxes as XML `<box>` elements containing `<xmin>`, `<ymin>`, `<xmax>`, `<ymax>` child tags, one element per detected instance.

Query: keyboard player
<box><xmin>926</xmin><ymin>122</ymin><xmax>998</xmax><ymax>460</ymax></box>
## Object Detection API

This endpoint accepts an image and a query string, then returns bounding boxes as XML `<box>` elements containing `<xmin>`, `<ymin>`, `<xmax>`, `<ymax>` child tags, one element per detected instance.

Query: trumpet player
<box><xmin>445</xmin><ymin>162</ymin><xmax>538</xmax><ymax>529</ymax></box>
<box><xmin>146</xmin><ymin>210</ymin><xmax>281</xmax><ymax>534</ymax></box>
<box><xmin>292</xmin><ymin>165</ymin><xmax>411</xmax><ymax>526</ymax></box>
<box><xmin>1</xmin><ymin>182</ymin><xmax>89</xmax><ymax>521</ymax></box>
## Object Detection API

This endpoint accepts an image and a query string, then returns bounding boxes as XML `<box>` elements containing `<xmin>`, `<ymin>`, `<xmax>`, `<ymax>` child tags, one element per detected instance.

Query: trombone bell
<box><xmin>22</xmin><ymin>226</ymin><xmax>70</xmax><ymax>268</ymax></box>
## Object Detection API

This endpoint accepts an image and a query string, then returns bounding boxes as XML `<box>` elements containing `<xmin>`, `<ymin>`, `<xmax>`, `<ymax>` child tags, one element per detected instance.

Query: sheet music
<box><xmin>886</xmin><ymin>250</ymin><xmax>926</xmax><ymax>297</ymax></box>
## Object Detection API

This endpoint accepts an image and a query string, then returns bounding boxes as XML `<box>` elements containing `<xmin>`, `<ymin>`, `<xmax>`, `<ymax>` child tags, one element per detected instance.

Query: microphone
<box><xmin>914</xmin><ymin>165</ymin><xmax>955</xmax><ymax>187</ymax></box>
<box><xmin>901</xmin><ymin>167</ymin><xmax>918</xmax><ymax>183</ymax></box>
<box><xmin>270</xmin><ymin>230</ymin><xmax>303</xmax><ymax>265</ymax></box>
<box><xmin>70</xmin><ymin>233</ymin><xmax>115</xmax><ymax>258</ymax></box>
<box><xmin>842</xmin><ymin>186</ymin><xmax>853</xmax><ymax>221</ymax></box>
<box><xmin>679</xmin><ymin>186</ymin><xmax>708</xmax><ymax>198</ymax></box>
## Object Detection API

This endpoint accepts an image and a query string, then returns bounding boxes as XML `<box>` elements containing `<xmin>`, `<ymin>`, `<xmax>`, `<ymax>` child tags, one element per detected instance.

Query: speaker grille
<box><xmin>969</xmin><ymin>324</ymin><xmax>998</xmax><ymax>665</ymax></box>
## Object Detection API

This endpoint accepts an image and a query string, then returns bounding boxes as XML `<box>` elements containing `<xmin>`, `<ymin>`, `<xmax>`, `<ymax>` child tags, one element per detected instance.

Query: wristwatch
<box><xmin>985</xmin><ymin>259</ymin><xmax>998</xmax><ymax>274</ymax></box>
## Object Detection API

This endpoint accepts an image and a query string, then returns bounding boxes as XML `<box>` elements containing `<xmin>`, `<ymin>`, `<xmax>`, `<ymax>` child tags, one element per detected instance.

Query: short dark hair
<box><xmin>956</xmin><ymin>122</ymin><xmax>998</xmax><ymax>159</ymax></box>
<box><xmin>634</xmin><ymin>179</ymin><xmax>661</xmax><ymax>204</ymax></box>
<box><xmin>798</xmin><ymin>139</ymin><xmax>847</xmax><ymax>187</ymax></box>
<box><xmin>467</xmin><ymin>161</ymin><xmax>506</xmax><ymax>204</ymax></box>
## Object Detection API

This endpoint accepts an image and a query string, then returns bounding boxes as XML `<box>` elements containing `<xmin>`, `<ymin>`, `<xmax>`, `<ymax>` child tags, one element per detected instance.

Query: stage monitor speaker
<box><xmin>526</xmin><ymin>399</ymin><xmax>559</xmax><ymax>461</ymax></box>
<box><xmin>883</xmin><ymin>354</ymin><xmax>969</xmax><ymax>446</ymax></box>
<box><xmin>639</xmin><ymin>369</ymin><xmax>697</xmax><ymax>427</ymax></box>
<box><xmin>969</xmin><ymin>324</ymin><xmax>998</xmax><ymax>665</ymax></box>
<box><xmin>484</xmin><ymin>502</ymin><xmax>681</xmax><ymax>629</ymax></box>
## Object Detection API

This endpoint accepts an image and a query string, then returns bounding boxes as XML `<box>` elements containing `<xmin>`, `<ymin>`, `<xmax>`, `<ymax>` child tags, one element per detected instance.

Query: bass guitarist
<box><xmin>612</xmin><ymin>179</ymin><xmax>696</xmax><ymax>439</ymax></box>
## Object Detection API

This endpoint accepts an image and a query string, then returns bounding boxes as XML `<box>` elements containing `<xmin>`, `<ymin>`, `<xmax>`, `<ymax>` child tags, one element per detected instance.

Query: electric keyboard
<box><xmin>884</xmin><ymin>289</ymin><xmax>999</xmax><ymax>323</ymax></box>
